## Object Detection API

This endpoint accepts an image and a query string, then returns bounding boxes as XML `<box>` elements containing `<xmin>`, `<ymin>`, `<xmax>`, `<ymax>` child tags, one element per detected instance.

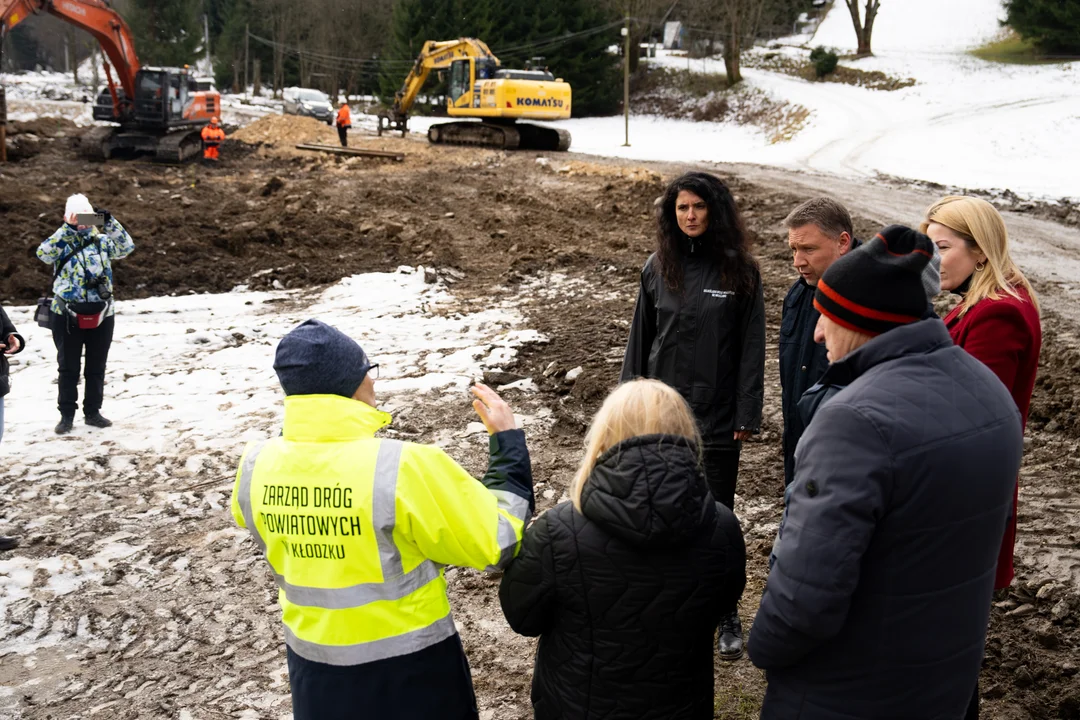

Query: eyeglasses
<box><xmin>368</xmin><ymin>363</ymin><xmax>380</xmax><ymax>380</ymax></box>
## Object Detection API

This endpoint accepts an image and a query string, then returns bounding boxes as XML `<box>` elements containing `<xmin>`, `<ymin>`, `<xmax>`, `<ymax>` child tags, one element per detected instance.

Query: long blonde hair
<box><xmin>570</xmin><ymin>379</ymin><xmax>702</xmax><ymax>511</ymax></box>
<box><xmin>921</xmin><ymin>196</ymin><xmax>1039</xmax><ymax>317</ymax></box>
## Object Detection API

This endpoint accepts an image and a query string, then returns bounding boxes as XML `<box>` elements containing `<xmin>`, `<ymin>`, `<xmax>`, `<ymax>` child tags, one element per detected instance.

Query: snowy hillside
<box><xmin>540</xmin><ymin>0</ymin><xmax>1080</xmax><ymax>200</ymax></box>
<box><xmin>813</xmin><ymin>0</ymin><xmax>1004</xmax><ymax>52</ymax></box>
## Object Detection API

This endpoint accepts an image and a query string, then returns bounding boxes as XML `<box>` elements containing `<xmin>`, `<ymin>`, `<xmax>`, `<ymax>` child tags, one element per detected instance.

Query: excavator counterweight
<box><xmin>379</xmin><ymin>38</ymin><xmax>573</xmax><ymax>152</ymax></box>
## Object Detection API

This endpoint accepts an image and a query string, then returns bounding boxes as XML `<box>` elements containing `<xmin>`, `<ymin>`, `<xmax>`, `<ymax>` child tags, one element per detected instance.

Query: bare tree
<box><xmin>687</xmin><ymin>0</ymin><xmax>766</xmax><ymax>86</ymax></box>
<box><xmin>845</xmin><ymin>0</ymin><xmax>880</xmax><ymax>57</ymax></box>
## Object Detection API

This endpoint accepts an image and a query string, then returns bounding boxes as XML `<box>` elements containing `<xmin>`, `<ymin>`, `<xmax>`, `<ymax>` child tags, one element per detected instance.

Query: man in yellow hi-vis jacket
<box><xmin>231</xmin><ymin>319</ymin><xmax>533</xmax><ymax>720</ymax></box>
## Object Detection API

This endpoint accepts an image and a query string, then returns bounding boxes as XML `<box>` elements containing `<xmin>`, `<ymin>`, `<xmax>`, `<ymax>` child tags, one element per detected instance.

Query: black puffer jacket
<box><xmin>499</xmin><ymin>434</ymin><xmax>747</xmax><ymax>720</ymax></box>
<box><xmin>0</xmin><ymin>306</ymin><xmax>26</xmax><ymax>397</ymax></box>
<box><xmin>621</xmin><ymin>251</ymin><xmax>766</xmax><ymax>446</ymax></box>
<box><xmin>750</xmin><ymin>320</ymin><xmax>1023</xmax><ymax>719</ymax></box>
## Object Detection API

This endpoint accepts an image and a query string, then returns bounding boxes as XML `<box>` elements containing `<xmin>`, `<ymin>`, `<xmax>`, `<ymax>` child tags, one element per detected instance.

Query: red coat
<box><xmin>945</xmin><ymin>285</ymin><xmax>1041</xmax><ymax>589</ymax></box>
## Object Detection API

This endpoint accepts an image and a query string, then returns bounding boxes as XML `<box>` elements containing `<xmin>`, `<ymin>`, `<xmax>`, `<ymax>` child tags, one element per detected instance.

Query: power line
<box><xmin>246</xmin><ymin>19</ymin><xmax>626</xmax><ymax>72</ymax></box>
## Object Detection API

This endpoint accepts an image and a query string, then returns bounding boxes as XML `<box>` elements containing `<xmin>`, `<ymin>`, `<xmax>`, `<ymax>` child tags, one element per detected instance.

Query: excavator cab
<box><xmin>93</xmin><ymin>67</ymin><xmax>216</xmax><ymax>127</ymax></box>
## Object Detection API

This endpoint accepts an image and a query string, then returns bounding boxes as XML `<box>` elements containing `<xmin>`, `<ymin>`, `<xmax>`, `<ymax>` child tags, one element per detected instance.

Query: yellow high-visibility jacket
<box><xmin>231</xmin><ymin>394</ymin><xmax>533</xmax><ymax>666</ymax></box>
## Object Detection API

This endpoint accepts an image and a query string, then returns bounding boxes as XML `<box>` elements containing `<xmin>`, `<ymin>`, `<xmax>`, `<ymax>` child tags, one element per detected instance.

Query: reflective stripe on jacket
<box><xmin>231</xmin><ymin>394</ymin><xmax>533</xmax><ymax>666</ymax></box>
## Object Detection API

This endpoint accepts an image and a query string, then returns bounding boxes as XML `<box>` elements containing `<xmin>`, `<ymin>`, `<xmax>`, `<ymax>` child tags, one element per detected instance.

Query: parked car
<box><xmin>283</xmin><ymin>87</ymin><xmax>334</xmax><ymax>124</ymax></box>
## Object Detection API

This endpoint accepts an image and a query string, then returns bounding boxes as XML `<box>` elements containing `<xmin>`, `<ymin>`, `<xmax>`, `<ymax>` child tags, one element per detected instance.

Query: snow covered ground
<box><xmin>0</xmin><ymin>267</ymin><xmax>550</xmax><ymax>654</ymax></box>
<box><xmin>551</xmin><ymin>0</ymin><xmax>1080</xmax><ymax>200</ymax></box>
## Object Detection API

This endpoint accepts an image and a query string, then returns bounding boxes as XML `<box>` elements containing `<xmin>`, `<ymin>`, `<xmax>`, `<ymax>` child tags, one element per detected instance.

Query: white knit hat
<box><xmin>64</xmin><ymin>193</ymin><xmax>94</xmax><ymax>224</ymax></box>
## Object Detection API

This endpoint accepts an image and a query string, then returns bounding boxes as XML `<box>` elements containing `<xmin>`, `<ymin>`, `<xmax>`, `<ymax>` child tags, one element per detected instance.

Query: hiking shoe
<box><xmin>718</xmin><ymin>612</ymin><xmax>744</xmax><ymax>661</ymax></box>
<box><xmin>85</xmin><ymin>413</ymin><xmax>113</xmax><ymax>428</ymax></box>
<box><xmin>55</xmin><ymin>416</ymin><xmax>74</xmax><ymax>434</ymax></box>
<box><xmin>0</xmin><ymin>536</ymin><xmax>18</xmax><ymax>552</ymax></box>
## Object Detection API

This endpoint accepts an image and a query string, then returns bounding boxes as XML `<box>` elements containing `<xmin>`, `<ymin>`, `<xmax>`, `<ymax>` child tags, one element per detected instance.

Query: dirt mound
<box><xmin>231</xmin><ymin>112</ymin><xmax>338</xmax><ymax>150</ymax></box>
<box><xmin>7</xmin><ymin>117</ymin><xmax>79</xmax><ymax>138</ymax></box>
<box><xmin>1</xmin><ymin>130</ymin><xmax>1079</xmax><ymax>720</ymax></box>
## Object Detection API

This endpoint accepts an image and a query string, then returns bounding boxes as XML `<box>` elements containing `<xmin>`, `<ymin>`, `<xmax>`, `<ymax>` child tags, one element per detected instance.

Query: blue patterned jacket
<box><xmin>37</xmin><ymin>219</ymin><xmax>135</xmax><ymax>317</ymax></box>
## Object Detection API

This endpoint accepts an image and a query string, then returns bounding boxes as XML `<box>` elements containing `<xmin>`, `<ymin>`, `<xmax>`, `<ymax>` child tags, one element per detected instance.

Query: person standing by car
<box><xmin>499</xmin><ymin>379</ymin><xmax>746</xmax><ymax>720</ymax></box>
<box><xmin>37</xmin><ymin>194</ymin><xmax>135</xmax><ymax>435</ymax></box>
<box><xmin>621</xmin><ymin>170</ymin><xmax>765</xmax><ymax>661</ymax></box>
<box><xmin>0</xmin><ymin>303</ymin><xmax>25</xmax><ymax>552</ymax></box>
<box><xmin>336</xmin><ymin>102</ymin><xmax>351</xmax><ymax>147</ymax></box>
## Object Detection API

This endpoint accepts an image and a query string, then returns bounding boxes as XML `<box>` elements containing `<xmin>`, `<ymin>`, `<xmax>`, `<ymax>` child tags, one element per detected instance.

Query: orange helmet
<box><xmin>211</xmin><ymin>116</ymin><xmax>220</xmax><ymax>125</ymax></box>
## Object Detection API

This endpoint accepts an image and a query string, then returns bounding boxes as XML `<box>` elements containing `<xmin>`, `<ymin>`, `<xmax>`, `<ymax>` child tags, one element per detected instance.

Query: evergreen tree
<box><xmin>126</xmin><ymin>0</ymin><xmax>204</xmax><ymax>66</ymax></box>
<box><xmin>1004</xmin><ymin>0</ymin><xmax>1080</xmax><ymax>54</ymax></box>
<box><xmin>212</xmin><ymin>0</ymin><xmax>250</xmax><ymax>89</ymax></box>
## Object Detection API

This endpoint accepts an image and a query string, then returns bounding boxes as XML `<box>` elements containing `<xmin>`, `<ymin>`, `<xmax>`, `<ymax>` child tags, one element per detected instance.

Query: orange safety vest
<box><xmin>336</xmin><ymin>106</ymin><xmax>351</xmax><ymax>126</ymax></box>
<box><xmin>201</xmin><ymin>125</ymin><xmax>225</xmax><ymax>145</ymax></box>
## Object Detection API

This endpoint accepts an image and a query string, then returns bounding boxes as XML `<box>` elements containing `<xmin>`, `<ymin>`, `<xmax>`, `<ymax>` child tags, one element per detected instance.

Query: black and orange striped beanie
<box><xmin>814</xmin><ymin>225</ymin><xmax>934</xmax><ymax>337</ymax></box>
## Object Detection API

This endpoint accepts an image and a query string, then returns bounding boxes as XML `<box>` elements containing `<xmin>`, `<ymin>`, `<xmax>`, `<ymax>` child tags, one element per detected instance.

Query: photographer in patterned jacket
<box><xmin>37</xmin><ymin>194</ymin><xmax>135</xmax><ymax>435</ymax></box>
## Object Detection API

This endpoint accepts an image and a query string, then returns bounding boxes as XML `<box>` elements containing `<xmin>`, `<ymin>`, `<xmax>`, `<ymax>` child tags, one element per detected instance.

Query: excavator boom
<box><xmin>392</xmin><ymin>38</ymin><xmax>497</xmax><ymax>118</ymax></box>
<box><xmin>2</xmin><ymin>0</ymin><xmax>140</xmax><ymax>117</ymax></box>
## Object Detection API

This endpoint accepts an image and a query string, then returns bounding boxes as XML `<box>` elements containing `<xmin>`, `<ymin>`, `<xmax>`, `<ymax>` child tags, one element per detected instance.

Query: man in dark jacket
<box><xmin>749</xmin><ymin>226</ymin><xmax>1023</xmax><ymax>720</ymax></box>
<box><xmin>779</xmin><ymin>198</ymin><xmax>858</xmax><ymax>487</ymax></box>
<box><xmin>0</xmin><ymin>304</ymin><xmax>25</xmax><ymax>551</ymax></box>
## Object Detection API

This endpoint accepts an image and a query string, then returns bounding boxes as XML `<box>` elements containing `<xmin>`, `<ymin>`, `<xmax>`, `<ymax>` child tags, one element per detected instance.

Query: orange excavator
<box><xmin>0</xmin><ymin>0</ymin><xmax>221</xmax><ymax>161</ymax></box>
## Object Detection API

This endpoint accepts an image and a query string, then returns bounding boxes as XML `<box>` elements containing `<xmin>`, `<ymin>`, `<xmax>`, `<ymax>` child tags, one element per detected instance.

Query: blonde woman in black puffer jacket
<box><xmin>499</xmin><ymin>378</ymin><xmax>746</xmax><ymax>720</ymax></box>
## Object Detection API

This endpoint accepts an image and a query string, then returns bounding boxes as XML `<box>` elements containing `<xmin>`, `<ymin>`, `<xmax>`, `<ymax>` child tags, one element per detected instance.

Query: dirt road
<box><xmin>0</xmin><ymin>119</ymin><xmax>1078</xmax><ymax>719</ymax></box>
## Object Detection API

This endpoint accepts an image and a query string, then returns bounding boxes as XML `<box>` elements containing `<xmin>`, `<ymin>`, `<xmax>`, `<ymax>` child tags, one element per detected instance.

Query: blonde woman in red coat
<box><xmin>923</xmin><ymin>195</ymin><xmax>1041</xmax><ymax>591</ymax></box>
<box><xmin>924</xmin><ymin>196</ymin><xmax>1041</xmax><ymax>719</ymax></box>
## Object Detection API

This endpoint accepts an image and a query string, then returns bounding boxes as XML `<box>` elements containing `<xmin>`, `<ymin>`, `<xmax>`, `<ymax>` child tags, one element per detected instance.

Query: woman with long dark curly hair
<box><xmin>621</xmin><ymin>171</ymin><xmax>764</xmax><ymax>661</ymax></box>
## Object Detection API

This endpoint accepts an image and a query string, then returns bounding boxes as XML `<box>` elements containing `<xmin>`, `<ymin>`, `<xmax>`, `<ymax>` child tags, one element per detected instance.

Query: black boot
<box><xmin>0</xmin><ymin>536</ymin><xmax>18</xmax><ymax>552</ymax></box>
<box><xmin>718</xmin><ymin>612</ymin><xmax>744</xmax><ymax>661</ymax></box>
<box><xmin>85</xmin><ymin>412</ymin><xmax>113</xmax><ymax>428</ymax></box>
<box><xmin>55</xmin><ymin>416</ymin><xmax>74</xmax><ymax>434</ymax></box>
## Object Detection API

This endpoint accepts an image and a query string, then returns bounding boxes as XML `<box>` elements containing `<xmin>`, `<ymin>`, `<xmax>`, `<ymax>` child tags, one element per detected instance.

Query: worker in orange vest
<box><xmin>201</xmin><ymin>117</ymin><xmax>225</xmax><ymax>161</ymax></box>
<box><xmin>336</xmin><ymin>102</ymin><xmax>351</xmax><ymax>147</ymax></box>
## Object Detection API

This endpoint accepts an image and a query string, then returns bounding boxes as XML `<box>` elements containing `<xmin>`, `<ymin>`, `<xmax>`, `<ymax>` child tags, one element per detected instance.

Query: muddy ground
<box><xmin>1</xmin><ymin>118</ymin><xmax>1079</xmax><ymax>719</ymax></box>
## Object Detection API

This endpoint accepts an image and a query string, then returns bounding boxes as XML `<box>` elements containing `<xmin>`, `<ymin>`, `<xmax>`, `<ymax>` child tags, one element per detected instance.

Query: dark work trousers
<box><xmin>965</xmin><ymin>682</ymin><xmax>978</xmax><ymax>720</ymax></box>
<box><xmin>703</xmin><ymin>443</ymin><xmax>741</xmax><ymax>511</ymax></box>
<box><xmin>337</xmin><ymin>125</ymin><xmax>348</xmax><ymax>147</ymax></box>
<box><xmin>287</xmin><ymin>634</ymin><xmax>479</xmax><ymax>720</ymax></box>
<box><xmin>51</xmin><ymin>312</ymin><xmax>115</xmax><ymax>418</ymax></box>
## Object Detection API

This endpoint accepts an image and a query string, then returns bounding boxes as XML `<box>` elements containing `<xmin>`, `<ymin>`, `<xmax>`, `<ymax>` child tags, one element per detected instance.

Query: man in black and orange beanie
<box><xmin>749</xmin><ymin>224</ymin><xmax>1024</xmax><ymax>720</ymax></box>
<box><xmin>812</xmin><ymin>224</ymin><xmax>937</xmax><ymax>358</ymax></box>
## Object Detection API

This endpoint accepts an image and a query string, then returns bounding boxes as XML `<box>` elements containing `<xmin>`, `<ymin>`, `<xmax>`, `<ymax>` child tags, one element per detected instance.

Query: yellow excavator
<box><xmin>379</xmin><ymin>38</ymin><xmax>572</xmax><ymax>151</ymax></box>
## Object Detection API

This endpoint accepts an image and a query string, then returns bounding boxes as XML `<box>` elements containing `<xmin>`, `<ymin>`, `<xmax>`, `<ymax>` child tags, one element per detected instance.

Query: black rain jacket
<box><xmin>621</xmin><ymin>250</ymin><xmax>765</xmax><ymax>446</ymax></box>
<box><xmin>499</xmin><ymin>434</ymin><xmax>746</xmax><ymax>720</ymax></box>
<box><xmin>0</xmin><ymin>306</ymin><xmax>26</xmax><ymax>398</ymax></box>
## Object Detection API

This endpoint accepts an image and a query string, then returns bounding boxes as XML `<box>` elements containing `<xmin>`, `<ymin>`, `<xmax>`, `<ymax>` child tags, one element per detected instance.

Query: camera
<box><xmin>87</xmin><ymin>276</ymin><xmax>113</xmax><ymax>300</ymax></box>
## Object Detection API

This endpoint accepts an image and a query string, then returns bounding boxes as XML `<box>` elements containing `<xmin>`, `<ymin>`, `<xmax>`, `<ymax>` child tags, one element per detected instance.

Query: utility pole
<box><xmin>203</xmin><ymin>14</ymin><xmax>211</xmax><ymax>74</ymax></box>
<box><xmin>622</xmin><ymin>16</ymin><xmax>630</xmax><ymax>147</ymax></box>
<box><xmin>244</xmin><ymin>24</ymin><xmax>250</xmax><ymax>100</ymax></box>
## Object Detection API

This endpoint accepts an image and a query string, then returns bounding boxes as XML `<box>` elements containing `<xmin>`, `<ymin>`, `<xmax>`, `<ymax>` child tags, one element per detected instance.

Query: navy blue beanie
<box><xmin>274</xmin><ymin>319</ymin><xmax>372</xmax><ymax>398</ymax></box>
